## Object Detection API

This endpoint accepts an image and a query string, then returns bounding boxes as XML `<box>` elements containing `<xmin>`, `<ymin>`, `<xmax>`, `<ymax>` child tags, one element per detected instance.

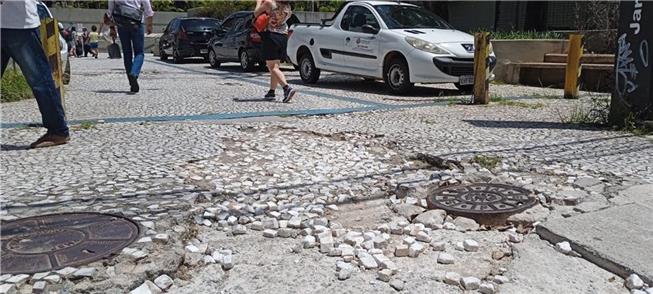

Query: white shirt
<box><xmin>107</xmin><ymin>0</ymin><xmax>154</xmax><ymax>22</ymax></box>
<box><xmin>0</xmin><ymin>0</ymin><xmax>41</xmax><ymax>29</ymax></box>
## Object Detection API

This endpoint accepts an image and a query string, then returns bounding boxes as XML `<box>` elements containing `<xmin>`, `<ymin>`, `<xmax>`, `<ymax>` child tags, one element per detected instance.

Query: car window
<box><xmin>340</xmin><ymin>6</ymin><xmax>379</xmax><ymax>33</ymax></box>
<box><xmin>181</xmin><ymin>19</ymin><xmax>221</xmax><ymax>31</ymax></box>
<box><xmin>374</xmin><ymin>5</ymin><xmax>452</xmax><ymax>30</ymax></box>
<box><xmin>170</xmin><ymin>19</ymin><xmax>181</xmax><ymax>32</ymax></box>
<box><xmin>220</xmin><ymin>17</ymin><xmax>238</xmax><ymax>32</ymax></box>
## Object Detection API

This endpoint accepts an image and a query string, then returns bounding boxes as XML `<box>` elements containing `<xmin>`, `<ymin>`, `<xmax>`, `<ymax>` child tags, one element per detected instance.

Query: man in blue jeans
<box><xmin>1</xmin><ymin>0</ymin><xmax>70</xmax><ymax>148</ymax></box>
<box><xmin>106</xmin><ymin>0</ymin><xmax>154</xmax><ymax>93</ymax></box>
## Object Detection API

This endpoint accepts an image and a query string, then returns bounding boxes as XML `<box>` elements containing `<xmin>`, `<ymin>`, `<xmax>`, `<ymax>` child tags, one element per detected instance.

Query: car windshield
<box><xmin>182</xmin><ymin>19</ymin><xmax>221</xmax><ymax>31</ymax></box>
<box><xmin>374</xmin><ymin>5</ymin><xmax>452</xmax><ymax>30</ymax></box>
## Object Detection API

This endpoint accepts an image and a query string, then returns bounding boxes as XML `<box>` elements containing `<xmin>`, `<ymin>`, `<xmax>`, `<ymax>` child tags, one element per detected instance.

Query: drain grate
<box><xmin>0</xmin><ymin>212</ymin><xmax>139</xmax><ymax>274</ymax></box>
<box><xmin>427</xmin><ymin>183</ymin><xmax>537</xmax><ymax>214</ymax></box>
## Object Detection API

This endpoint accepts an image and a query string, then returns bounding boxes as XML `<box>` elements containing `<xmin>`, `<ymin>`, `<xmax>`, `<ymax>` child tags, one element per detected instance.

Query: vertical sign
<box><xmin>610</xmin><ymin>0</ymin><xmax>652</xmax><ymax>124</ymax></box>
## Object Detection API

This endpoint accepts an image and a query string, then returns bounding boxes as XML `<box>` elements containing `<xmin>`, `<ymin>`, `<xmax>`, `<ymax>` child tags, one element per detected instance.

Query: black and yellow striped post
<box><xmin>564</xmin><ymin>34</ymin><xmax>584</xmax><ymax>99</ymax></box>
<box><xmin>473</xmin><ymin>32</ymin><xmax>491</xmax><ymax>104</ymax></box>
<box><xmin>39</xmin><ymin>18</ymin><xmax>66</xmax><ymax>116</ymax></box>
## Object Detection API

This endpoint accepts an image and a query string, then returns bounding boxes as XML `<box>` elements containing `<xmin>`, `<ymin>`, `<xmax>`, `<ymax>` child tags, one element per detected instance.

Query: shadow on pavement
<box><xmin>1</xmin><ymin>145</ymin><xmax>30</xmax><ymax>151</ymax></box>
<box><xmin>286</xmin><ymin>78</ymin><xmax>467</xmax><ymax>98</ymax></box>
<box><xmin>463</xmin><ymin>120</ymin><xmax>606</xmax><ymax>131</ymax></box>
<box><xmin>94</xmin><ymin>90</ymin><xmax>134</xmax><ymax>94</ymax></box>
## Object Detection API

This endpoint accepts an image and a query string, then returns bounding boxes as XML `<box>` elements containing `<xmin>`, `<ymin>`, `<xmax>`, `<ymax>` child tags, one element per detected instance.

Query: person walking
<box><xmin>255</xmin><ymin>0</ymin><xmax>297</xmax><ymax>102</ymax></box>
<box><xmin>1</xmin><ymin>0</ymin><xmax>70</xmax><ymax>148</ymax></box>
<box><xmin>106</xmin><ymin>0</ymin><xmax>154</xmax><ymax>93</ymax></box>
<box><xmin>89</xmin><ymin>25</ymin><xmax>100</xmax><ymax>58</ymax></box>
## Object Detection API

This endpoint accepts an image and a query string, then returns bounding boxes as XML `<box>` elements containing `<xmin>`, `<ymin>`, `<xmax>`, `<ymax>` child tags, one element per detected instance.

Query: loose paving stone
<box><xmin>393</xmin><ymin>204</ymin><xmax>425</xmax><ymax>220</ymax></box>
<box><xmin>263</xmin><ymin>229</ymin><xmax>278</xmax><ymax>238</ymax></box>
<box><xmin>408</xmin><ymin>242</ymin><xmax>425</xmax><ymax>258</ymax></box>
<box><xmin>222</xmin><ymin>254</ymin><xmax>234</xmax><ymax>270</ymax></box>
<box><xmin>32</xmin><ymin>281</ymin><xmax>46</xmax><ymax>293</ymax></box>
<box><xmin>389</xmin><ymin>279</ymin><xmax>405</xmax><ymax>291</ymax></box>
<box><xmin>479</xmin><ymin>282</ymin><xmax>496</xmax><ymax>294</ymax></box>
<box><xmin>130</xmin><ymin>280</ymin><xmax>162</xmax><ymax>294</ymax></box>
<box><xmin>72</xmin><ymin>267</ymin><xmax>96</xmax><ymax>278</ymax></box>
<box><xmin>5</xmin><ymin>275</ymin><xmax>28</xmax><ymax>284</ymax></box>
<box><xmin>395</xmin><ymin>245</ymin><xmax>409</xmax><ymax>257</ymax></box>
<box><xmin>42</xmin><ymin>275</ymin><xmax>61</xmax><ymax>284</ymax></box>
<box><xmin>453</xmin><ymin>217</ymin><xmax>480</xmax><ymax>231</ymax></box>
<box><xmin>493</xmin><ymin>275</ymin><xmax>510</xmax><ymax>284</ymax></box>
<box><xmin>154</xmin><ymin>275</ymin><xmax>174</xmax><ymax>290</ymax></box>
<box><xmin>463</xmin><ymin>239</ymin><xmax>480</xmax><ymax>252</ymax></box>
<box><xmin>377</xmin><ymin>269</ymin><xmax>393</xmax><ymax>282</ymax></box>
<box><xmin>302</xmin><ymin>235</ymin><xmax>316</xmax><ymax>249</ymax></box>
<box><xmin>31</xmin><ymin>272</ymin><xmax>49</xmax><ymax>281</ymax></box>
<box><xmin>0</xmin><ymin>275</ymin><xmax>10</xmax><ymax>283</ymax></box>
<box><xmin>508</xmin><ymin>232</ymin><xmax>524</xmax><ymax>243</ymax></box>
<box><xmin>556</xmin><ymin>241</ymin><xmax>573</xmax><ymax>255</ymax></box>
<box><xmin>460</xmin><ymin>276</ymin><xmax>481</xmax><ymax>290</ymax></box>
<box><xmin>357</xmin><ymin>252</ymin><xmax>378</xmax><ymax>269</ymax></box>
<box><xmin>415</xmin><ymin>231</ymin><xmax>432</xmax><ymax>243</ymax></box>
<box><xmin>233</xmin><ymin>225</ymin><xmax>247</xmax><ymax>235</ymax></box>
<box><xmin>626</xmin><ymin>274</ymin><xmax>645</xmax><ymax>290</ymax></box>
<box><xmin>437</xmin><ymin>253</ymin><xmax>455</xmax><ymax>264</ymax></box>
<box><xmin>153</xmin><ymin>234</ymin><xmax>169</xmax><ymax>243</ymax></box>
<box><xmin>444</xmin><ymin>272</ymin><xmax>461</xmax><ymax>286</ymax></box>
<box><xmin>0</xmin><ymin>284</ymin><xmax>16</xmax><ymax>294</ymax></box>
<box><xmin>412</xmin><ymin>210</ymin><xmax>446</xmax><ymax>229</ymax></box>
<box><xmin>430</xmin><ymin>241</ymin><xmax>446</xmax><ymax>251</ymax></box>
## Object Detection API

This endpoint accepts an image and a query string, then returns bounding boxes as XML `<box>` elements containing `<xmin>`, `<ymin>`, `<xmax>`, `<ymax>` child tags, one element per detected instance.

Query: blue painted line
<box><xmin>149</xmin><ymin>59</ymin><xmax>389</xmax><ymax>107</ymax></box>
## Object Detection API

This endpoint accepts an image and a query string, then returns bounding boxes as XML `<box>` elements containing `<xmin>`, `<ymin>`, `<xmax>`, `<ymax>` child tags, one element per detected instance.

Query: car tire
<box><xmin>454</xmin><ymin>83</ymin><xmax>474</xmax><ymax>93</ymax></box>
<box><xmin>173</xmin><ymin>49</ymin><xmax>183</xmax><ymax>64</ymax></box>
<box><xmin>240</xmin><ymin>50</ymin><xmax>254</xmax><ymax>72</ymax></box>
<box><xmin>208</xmin><ymin>49</ymin><xmax>220</xmax><ymax>69</ymax></box>
<box><xmin>299</xmin><ymin>52</ymin><xmax>320</xmax><ymax>84</ymax></box>
<box><xmin>384</xmin><ymin>58</ymin><xmax>413</xmax><ymax>94</ymax></box>
<box><xmin>160</xmin><ymin>47</ymin><xmax>168</xmax><ymax>61</ymax></box>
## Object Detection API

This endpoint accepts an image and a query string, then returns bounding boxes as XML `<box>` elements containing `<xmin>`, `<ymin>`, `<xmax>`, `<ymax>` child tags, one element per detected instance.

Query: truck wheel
<box><xmin>173</xmin><ymin>50</ymin><xmax>184</xmax><ymax>64</ymax></box>
<box><xmin>384</xmin><ymin>58</ymin><xmax>413</xmax><ymax>94</ymax></box>
<box><xmin>454</xmin><ymin>83</ymin><xmax>474</xmax><ymax>93</ymax></box>
<box><xmin>299</xmin><ymin>53</ymin><xmax>320</xmax><ymax>84</ymax></box>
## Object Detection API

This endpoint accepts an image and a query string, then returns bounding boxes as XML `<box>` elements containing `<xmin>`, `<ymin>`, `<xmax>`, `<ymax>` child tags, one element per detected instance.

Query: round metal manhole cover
<box><xmin>427</xmin><ymin>183</ymin><xmax>537</xmax><ymax>214</ymax></box>
<box><xmin>1</xmin><ymin>212</ymin><xmax>139</xmax><ymax>274</ymax></box>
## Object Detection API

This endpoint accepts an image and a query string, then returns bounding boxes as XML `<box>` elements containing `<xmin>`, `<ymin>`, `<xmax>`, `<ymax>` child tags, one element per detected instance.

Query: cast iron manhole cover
<box><xmin>427</xmin><ymin>183</ymin><xmax>537</xmax><ymax>214</ymax></box>
<box><xmin>0</xmin><ymin>212</ymin><xmax>139</xmax><ymax>274</ymax></box>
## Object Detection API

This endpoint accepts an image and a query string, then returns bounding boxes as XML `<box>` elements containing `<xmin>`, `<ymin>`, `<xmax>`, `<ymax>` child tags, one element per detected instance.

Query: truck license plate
<box><xmin>200</xmin><ymin>49</ymin><xmax>208</xmax><ymax>54</ymax></box>
<box><xmin>459</xmin><ymin>75</ymin><xmax>474</xmax><ymax>85</ymax></box>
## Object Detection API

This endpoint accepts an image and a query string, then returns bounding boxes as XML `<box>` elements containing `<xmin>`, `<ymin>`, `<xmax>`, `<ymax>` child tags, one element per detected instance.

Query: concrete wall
<box><xmin>492</xmin><ymin>39</ymin><xmax>569</xmax><ymax>82</ymax></box>
<box><xmin>50</xmin><ymin>8</ymin><xmax>186</xmax><ymax>34</ymax></box>
<box><xmin>447</xmin><ymin>1</ymin><xmax>496</xmax><ymax>31</ymax></box>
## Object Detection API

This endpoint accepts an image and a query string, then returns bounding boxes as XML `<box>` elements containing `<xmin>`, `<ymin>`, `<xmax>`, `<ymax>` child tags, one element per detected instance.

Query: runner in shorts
<box><xmin>255</xmin><ymin>0</ymin><xmax>296</xmax><ymax>102</ymax></box>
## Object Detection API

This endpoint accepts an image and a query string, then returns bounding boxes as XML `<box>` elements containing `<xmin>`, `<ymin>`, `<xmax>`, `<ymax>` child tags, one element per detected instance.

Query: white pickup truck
<box><xmin>287</xmin><ymin>1</ymin><xmax>496</xmax><ymax>94</ymax></box>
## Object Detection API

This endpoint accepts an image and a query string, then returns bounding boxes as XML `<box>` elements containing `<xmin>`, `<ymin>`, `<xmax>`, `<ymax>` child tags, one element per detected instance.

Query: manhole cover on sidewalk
<box><xmin>427</xmin><ymin>183</ymin><xmax>537</xmax><ymax>214</ymax></box>
<box><xmin>1</xmin><ymin>212</ymin><xmax>139</xmax><ymax>274</ymax></box>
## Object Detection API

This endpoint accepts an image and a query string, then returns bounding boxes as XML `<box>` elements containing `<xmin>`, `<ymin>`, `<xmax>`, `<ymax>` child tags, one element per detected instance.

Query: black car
<box><xmin>208</xmin><ymin>11</ymin><xmax>299</xmax><ymax>72</ymax></box>
<box><xmin>159</xmin><ymin>17</ymin><xmax>220</xmax><ymax>63</ymax></box>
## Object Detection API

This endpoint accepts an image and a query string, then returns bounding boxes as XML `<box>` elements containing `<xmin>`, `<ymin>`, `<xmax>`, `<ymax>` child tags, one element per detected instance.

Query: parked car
<box><xmin>207</xmin><ymin>11</ymin><xmax>299</xmax><ymax>72</ymax></box>
<box><xmin>159</xmin><ymin>17</ymin><xmax>221</xmax><ymax>63</ymax></box>
<box><xmin>36</xmin><ymin>1</ymin><xmax>70</xmax><ymax>84</ymax></box>
<box><xmin>287</xmin><ymin>1</ymin><xmax>496</xmax><ymax>94</ymax></box>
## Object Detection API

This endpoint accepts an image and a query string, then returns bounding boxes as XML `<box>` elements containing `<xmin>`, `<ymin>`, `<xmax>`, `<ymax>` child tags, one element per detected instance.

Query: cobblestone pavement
<box><xmin>1</xmin><ymin>55</ymin><xmax>651</xmax><ymax>294</ymax></box>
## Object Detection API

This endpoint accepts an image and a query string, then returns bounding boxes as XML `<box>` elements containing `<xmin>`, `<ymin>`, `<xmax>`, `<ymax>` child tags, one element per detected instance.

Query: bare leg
<box><xmin>266</xmin><ymin>60</ymin><xmax>287</xmax><ymax>87</ymax></box>
<box><xmin>267</xmin><ymin>60</ymin><xmax>278</xmax><ymax>90</ymax></box>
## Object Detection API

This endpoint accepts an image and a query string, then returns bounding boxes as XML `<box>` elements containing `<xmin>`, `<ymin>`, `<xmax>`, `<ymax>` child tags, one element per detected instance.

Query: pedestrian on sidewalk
<box><xmin>255</xmin><ymin>0</ymin><xmax>297</xmax><ymax>102</ymax></box>
<box><xmin>89</xmin><ymin>25</ymin><xmax>100</xmax><ymax>58</ymax></box>
<box><xmin>106</xmin><ymin>0</ymin><xmax>154</xmax><ymax>93</ymax></box>
<box><xmin>1</xmin><ymin>0</ymin><xmax>70</xmax><ymax>148</ymax></box>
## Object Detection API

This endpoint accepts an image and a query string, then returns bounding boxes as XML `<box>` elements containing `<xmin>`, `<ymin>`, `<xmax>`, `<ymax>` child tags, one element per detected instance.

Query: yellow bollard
<box><xmin>473</xmin><ymin>32</ymin><xmax>491</xmax><ymax>104</ymax></box>
<box><xmin>564</xmin><ymin>34</ymin><xmax>584</xmax><ymax>99</ymax></box>
<box><xmin>39</xmin><ymin>18</ymin><xmax>66</xmax><ymax>117</ymax></box>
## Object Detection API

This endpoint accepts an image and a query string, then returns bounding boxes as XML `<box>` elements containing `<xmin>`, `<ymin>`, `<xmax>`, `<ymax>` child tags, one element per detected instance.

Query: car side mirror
<box><xmin>362</xmin><ymin>24</ymin><xmax>379</xmax><ymax>34</ymax></box>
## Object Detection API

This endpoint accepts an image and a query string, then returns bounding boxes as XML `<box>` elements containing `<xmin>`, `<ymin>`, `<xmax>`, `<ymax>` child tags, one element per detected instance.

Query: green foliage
<box><xmin>194</xmin><ymin>0</ymin><xmax>256</xmax><ymax>19</ymax></box>
<box><xmin>471</xmin><ymin>155</ymin><xmax>502</xmax><ymax>170</ymax></box>
<box><xmin>489</xmin><ymin>95</ymin><xmax>544</xmax><ymax>109</ymax></box>
<box><xmin>79</xmin><ymin>121</ymin><xmax>97</xmax><ymax>130</ymax></box>
<box><xmin>472</xmin><ymin>30</ymin><xmax>564</xmax><ymax>40</ymax></box>
<box><xmin>557</xmin><ymin>94</ymin><xmax>611</xmax><ymax>125</ymax></box>
<box><xmin>1</xmin><ymin>68</ymin><xmax>32</xmax><ymax>103</ymax></box>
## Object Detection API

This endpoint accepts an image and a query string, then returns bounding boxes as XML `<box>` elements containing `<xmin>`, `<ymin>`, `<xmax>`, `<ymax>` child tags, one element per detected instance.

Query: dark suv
<box><xmin>159</xmin><ymin>17</ymin><xmax>220</xmax><ymax>63</ymax></box>
<box><xmin>208</xmin><ymin>11</ymin><xmax>299</xmax><ymax>72</ymax></box>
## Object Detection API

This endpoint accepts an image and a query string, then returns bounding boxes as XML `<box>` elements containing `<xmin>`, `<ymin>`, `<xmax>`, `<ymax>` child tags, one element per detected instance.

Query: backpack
<box><xmin>112</xmin><ymin>3</ymin><xmax>144</xmax><ymax>28</ymax></box>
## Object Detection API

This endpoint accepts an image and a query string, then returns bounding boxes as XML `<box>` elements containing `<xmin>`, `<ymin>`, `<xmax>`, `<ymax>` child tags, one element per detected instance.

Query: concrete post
<box><xmin>473</xmin><ymin>32</ymin><xmax>491</xmax><ymax>104</ymax></box>
<box><xmin>564</xmin><ymin>34</ymin><xmax>583</xmax><ymax>99</ymax></box>
<box><xmin>609</xmin><ymin>0</ymin><xmax>652</xmax><ymax>125</ymax></box>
